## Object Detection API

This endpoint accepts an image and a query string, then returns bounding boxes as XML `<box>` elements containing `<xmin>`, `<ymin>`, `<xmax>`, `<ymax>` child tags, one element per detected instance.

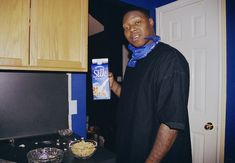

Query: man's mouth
<box><xmin>131</xmin><ymin>34</ymin><xmax>140</xmax><ymax>42</ymax></box>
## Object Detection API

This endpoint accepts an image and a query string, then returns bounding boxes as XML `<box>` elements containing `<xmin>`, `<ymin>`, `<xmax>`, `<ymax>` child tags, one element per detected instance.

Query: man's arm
<box><xmin>109</xmin><ymin>72</ymin><xmax>121</xmax><ymax>97</ymax></box>
<box><xmin>145</xmin><ymin>123</ymin><xmax>178</xmax><ymax>163</ymax></box>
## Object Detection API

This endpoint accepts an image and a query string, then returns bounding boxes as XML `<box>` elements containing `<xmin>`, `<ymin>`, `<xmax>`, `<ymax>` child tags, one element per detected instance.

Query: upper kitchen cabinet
<box><xmin>0</xmin><ymin>0</ymin><xmax>30</xmax><ymax>67</ymax></box>
<box><xmin>30</xmin><ymin>0</ymin><xmax>88</xmax><ymax>72</ymax></box>
<box><xmin>0</xmin><ymin>0</ymin><xmax>88</xmax><ymax>72</ymax></box>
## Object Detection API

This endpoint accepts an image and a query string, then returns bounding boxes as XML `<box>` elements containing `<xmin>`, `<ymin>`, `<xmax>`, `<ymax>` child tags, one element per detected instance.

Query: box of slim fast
<box><xmin>91</xmin><ymin>58</ymin><xmax>111</xmax><ymax>100</ymax></box>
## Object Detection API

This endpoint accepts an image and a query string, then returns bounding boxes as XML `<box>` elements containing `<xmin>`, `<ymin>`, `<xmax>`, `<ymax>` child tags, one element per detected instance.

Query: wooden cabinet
<box><xmin>0</xmin><ymin>0</ymin><xmax>30</xmax><ymax>67</ymax></box>
<box><xmin>0</xmin><ymin>0</ymin><xmax>88</xmax><ymax>72</ymax></box>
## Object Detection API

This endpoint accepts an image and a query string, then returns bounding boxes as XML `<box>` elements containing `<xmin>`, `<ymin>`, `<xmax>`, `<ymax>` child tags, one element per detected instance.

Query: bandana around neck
<box><xmin>127</xmin><ymin>35</ymin><xmax>160</xmax><ymax>67</ymax></box>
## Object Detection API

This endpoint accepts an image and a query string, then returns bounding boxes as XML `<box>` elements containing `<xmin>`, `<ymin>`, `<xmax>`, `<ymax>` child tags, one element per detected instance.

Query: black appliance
<box><xmin>0</xmin><ymin>72</ymin><xmax>116</xmax><ymax>162</ymax></box>
<box><xmin>0</xmin><ymin>132</ymin><xmax>76</xmax><ymax>162</ymax></box>
<box><xmin>0</xmin><ymin>72</ymin><xmax>68</xmax><ymax>140</ymax></box>
<box><xmin>0</xmin><ymin>132</ymin><xmax>116</xmax><ymax>163</ymax></box>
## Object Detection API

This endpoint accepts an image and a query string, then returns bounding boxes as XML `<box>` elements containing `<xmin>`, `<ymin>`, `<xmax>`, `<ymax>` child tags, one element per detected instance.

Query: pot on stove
<box><xmin>27</xmin><ymin>147</ymin><xmax>64</xmax><ymax>163</ymax></box>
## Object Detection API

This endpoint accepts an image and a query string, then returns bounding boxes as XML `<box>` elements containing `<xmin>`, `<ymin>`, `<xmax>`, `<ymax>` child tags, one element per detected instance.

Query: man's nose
<box><xmin>130</xmin><ymin>25</ymin><xmax>137</xmax><ymax>32</ymax></box>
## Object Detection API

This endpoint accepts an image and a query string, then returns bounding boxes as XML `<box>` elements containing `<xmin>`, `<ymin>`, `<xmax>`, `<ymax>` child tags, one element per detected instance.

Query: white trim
<box><xmin>217</xmin><ymin>0</ymin><xmax>227</xmax><ymax>162</ymax></box>
<box><xmin>67</xmin><ymin>73</ymin><xmax>78</xmax><ymax>131</ymax></box>
<box><xmin>67</xmin><ymin>73</ymin><xmax>72</xmax><ymax>130</ymax></box>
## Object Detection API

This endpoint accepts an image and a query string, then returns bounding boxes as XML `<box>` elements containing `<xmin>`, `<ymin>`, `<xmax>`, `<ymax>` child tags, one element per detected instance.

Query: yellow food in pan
<box><xmin>71</xmin><ymin>140</ymin><xmax>96</xmax><ymax>158</ymax></box>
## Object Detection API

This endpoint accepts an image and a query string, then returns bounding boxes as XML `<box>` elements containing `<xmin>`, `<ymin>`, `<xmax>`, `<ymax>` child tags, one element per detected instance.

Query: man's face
<box><xmin>122</xmin><ymin>11</ymin><xmax>155</xmax><ymax>48</ymax></box>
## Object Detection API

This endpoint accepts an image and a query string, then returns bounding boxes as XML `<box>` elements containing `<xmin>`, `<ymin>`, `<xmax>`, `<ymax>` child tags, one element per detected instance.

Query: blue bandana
<box><xmin>127</xmin><ymin>35</ymin><xmax>160</xmax><ymax>67</ymax></box>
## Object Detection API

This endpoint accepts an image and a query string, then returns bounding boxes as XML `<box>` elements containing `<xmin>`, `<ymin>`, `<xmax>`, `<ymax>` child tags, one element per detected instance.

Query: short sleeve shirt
<box><xmin>116</xmin><ymin>42</ymin><xmax>192</xmax><ymax>163</ymax></box>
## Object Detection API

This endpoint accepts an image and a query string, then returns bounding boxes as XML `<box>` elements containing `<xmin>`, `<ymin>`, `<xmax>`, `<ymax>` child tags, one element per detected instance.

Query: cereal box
<box><xmin>91</xmin><ymin>58</ymin><xmax>111</xmax><ymax>100</ymax></box>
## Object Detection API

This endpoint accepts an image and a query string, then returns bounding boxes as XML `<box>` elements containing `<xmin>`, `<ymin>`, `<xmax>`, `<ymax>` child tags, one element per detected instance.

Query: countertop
<box><xmin>0</xmin><ymin>134</ymin><xmax>116</xmax><ymax>163</ymax></box>
<box><xmin>63</xmin><ymin>147</ymin><xmax>116</xmax><ymax>163</ymax></box>
<box><xmin>0</xmin><ymin>146</ymin><xmax>116</xmax><ymax>163</ymax></box>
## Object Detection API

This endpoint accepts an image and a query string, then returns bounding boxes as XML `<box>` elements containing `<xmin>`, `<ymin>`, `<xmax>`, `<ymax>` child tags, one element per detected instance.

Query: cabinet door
<box><xmin>30</xmin><ymin>0</ymin><xmax>88</xmax><ymax>72</ymax></box>
<box><xmin>0</xmin><ymin>0</ymin><xmax>29</xmax><ymax>68</ymax></box>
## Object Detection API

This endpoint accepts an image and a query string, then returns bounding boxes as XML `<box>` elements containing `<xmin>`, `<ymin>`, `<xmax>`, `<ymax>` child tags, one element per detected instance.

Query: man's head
<box><xmin>122</xmin><ymin>9</ymin><xmax>155</xmax><ymax>48</ymax></box>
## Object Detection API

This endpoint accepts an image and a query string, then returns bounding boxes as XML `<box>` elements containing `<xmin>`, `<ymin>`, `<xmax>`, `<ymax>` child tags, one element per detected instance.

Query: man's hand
<box><xmin>108</xmin><ymin>72</ymin><xmax>121</xmax><ymax>97</ymax></box>
<box><xmin>108</xmin><ymin>72</ymin><xmax>115</xmax><ymax>88</ymax></box>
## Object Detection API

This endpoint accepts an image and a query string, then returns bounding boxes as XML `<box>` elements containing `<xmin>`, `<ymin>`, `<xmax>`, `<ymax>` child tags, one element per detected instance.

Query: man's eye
<box><xmin>123</xmin><ymin>26</ymin><xmax>130</xmax><ymax>31</ymax></box>
<box><xmin>135</xmin><ymin>21</ymin><xmax>141</xmax><ymax>25</ymax></box>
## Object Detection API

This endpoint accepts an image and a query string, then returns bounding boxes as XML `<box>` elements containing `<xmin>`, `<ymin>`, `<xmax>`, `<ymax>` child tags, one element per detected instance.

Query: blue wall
<box><xmin>71</xmin><ymin>73</ymin><xmax>87</xmax><ymax>138</ymax></box>
<box><xmin>120</xmin><ymin>0</ymin><xmax>175</xmax><ymax>26</ymax></box>
<box><xmin>225</xmin><ymin>0</ymin><xmax>235</xmax><ymax>162</ymax></box>
<box><xmin>120</xmin><ymin>0</ymin><xmax>235</xmax><ymax>162</ymax></box>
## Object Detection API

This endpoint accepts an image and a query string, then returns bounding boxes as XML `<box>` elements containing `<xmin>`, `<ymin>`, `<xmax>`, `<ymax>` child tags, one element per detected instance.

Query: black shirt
<box><xmin>116</xmin><ymin>42</ymin><xmax>192</xmax><ymax>163</ymax></box>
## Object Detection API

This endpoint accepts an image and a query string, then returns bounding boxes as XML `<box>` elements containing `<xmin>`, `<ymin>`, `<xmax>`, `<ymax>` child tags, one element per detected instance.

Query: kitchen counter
<box><xmin>0</xmin><ymin>146</ymin><xmax>116</xmax><ymax>163</ymax></box>
<box><xmin>0</xmin><ymin>134</ymin><xmax>116</xmax><ymax>163</ymax></box>
<box><xmin>0</xmin><ymin>147</ymin><xmax>116</xmax><ymax>163</ymax></box>
<box><xmin>63</xmin><ymin>147</ymin><xmax>116</xmax><ymax>163</ymax></box>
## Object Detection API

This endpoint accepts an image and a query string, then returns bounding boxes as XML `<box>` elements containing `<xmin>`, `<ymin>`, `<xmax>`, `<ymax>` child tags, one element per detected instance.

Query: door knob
<box><xmin>204</xmin><ymin>122</ymin><xmax>214</xmax><ymax>130</ymax></box>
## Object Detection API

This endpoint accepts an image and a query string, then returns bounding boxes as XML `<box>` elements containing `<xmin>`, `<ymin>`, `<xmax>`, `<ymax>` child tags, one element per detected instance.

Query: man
<box><xmin>109</xmin><ymin>9</ymin><xmax>192</xmax><ymax>163</ymax></box>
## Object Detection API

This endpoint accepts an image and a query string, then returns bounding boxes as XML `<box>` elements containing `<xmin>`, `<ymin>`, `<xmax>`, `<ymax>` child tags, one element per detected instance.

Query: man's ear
<box><xmin>149</xmin><ymin>18</ymin><xmax>154</xmax><ymax>27</ymax></box>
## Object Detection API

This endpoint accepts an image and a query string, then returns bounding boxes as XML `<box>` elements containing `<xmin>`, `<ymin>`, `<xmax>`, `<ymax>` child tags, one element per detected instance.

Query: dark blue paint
<box><xmin>225</xmin><ymin>0</ymin><xmax>235</xmax><ymax>162</ymax></box>
<box><xmin>71</xmin><ymin>73</ymin><xmax>87</xmax><ymax>138</ymax></box>
<box><xmin>120</xmin><ymin>0</ymin><xmax>176</xmax><ymax>28</ymax></box>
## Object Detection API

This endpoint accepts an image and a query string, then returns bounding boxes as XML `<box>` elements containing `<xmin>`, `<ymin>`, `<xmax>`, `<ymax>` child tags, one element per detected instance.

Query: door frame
<box><xmin>217</xmin><ymin>0</ymin><xmax>227</xmax><ymax>162</ymax></box>
<box><xmin>155</xmin><ymin>0</ymin><xmax>227</xmax><ymax>162</ymax></box>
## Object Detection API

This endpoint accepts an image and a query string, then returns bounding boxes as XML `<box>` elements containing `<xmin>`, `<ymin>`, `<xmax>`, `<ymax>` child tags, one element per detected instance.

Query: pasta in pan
<box><xmin>70</xmin><ymin>139</ymin><xmax>97</xmax><ymax>158</ymax></box>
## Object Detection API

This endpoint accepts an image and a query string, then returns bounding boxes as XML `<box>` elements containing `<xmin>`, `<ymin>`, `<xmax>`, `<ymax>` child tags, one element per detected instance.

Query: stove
<box><xmin>0</xmin><ymin>132</ymin><xmax>80</xmax><ymax>163</ymax></box>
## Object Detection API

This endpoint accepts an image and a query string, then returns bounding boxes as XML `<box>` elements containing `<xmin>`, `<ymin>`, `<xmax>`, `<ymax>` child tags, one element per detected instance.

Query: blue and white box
<box><xmin>91</xmin><ymin>58</ymin><xmax>111</xmax><ymax>100</ymax></box>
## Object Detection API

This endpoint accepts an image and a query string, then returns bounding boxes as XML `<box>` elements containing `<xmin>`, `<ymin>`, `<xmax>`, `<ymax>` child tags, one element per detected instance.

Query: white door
<box><xmin>156</xmin><ymin>0</ymin><xmax>225</xmax><ymax>163</ymax></box>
